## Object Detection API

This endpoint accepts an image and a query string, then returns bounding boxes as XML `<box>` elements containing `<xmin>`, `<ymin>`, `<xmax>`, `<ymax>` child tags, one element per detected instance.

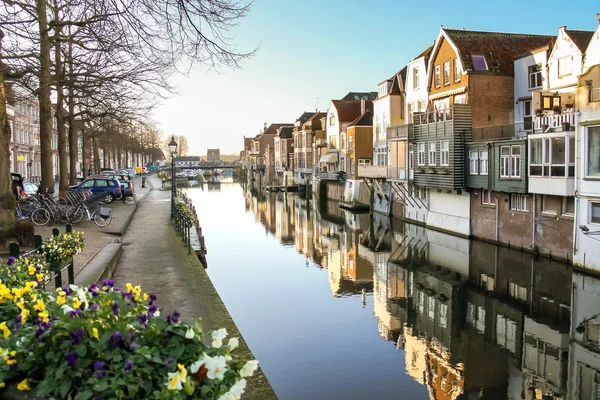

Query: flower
<box><xmin>166</xmin><ymin>309</ymin><xmax>181</xmax><ymax>325</ymax></box>
<box><xmin>70</xmin><ymin>328</ymin><xmax>84</xmax><ymax>345</ymax></box>
<box><xmin>109</xmin><ymin>331</ymin><xmax>124</xmax><ymax>350</ymax></box>
<box><xmin>72</xmin><ymin>297</ymin><xmax>81</xmax><ymax>309</ymax></box>
<box><xmin>92</xmin><ymin>327</ymin><xmax>100</xmax><ymax>340</ymax></box>
<box><xmin>0</xmin><ymin>322</ymin><xmax>10</xmax><ymax>338</ymax></box>
<box><xmin>204</xmin><ymin>355</ymin><xmax>227</xmax><ymax>380</ymax></box>
<box><xmin>148</xmin><ymin>293</ymin><xmax>157</xmax><ymax>305</ymax></box>
<box><xmin>240</xmin><ymin>360</ymin><xmax>259</xmax><ymax>378</ymax></box>
<box><xmin>7</xmin><ymin>256</ymin><xmax>15</xmax><ymax>266</ymax></box>
<box><xmin>94</xmin><ymin>361</ymin><xmax>105</xmax><ymax>370</ymax></box>
<box><xmin>65</xmin><ymin>351</ymin><xmax>78</xmax><ymax>368</ymax></box>
<box><xmin>125</xmin><ymin>360</ymin><xmax>133</xmax><ymax>372</ymax></box>
<box><xmin>229</xmin><ymin>379</ymin><xmax>247</xmax><ymax>400</ymax></box>
<box><xmin>112</xmin><ymin>301</ymin><xmax>119</xmax><ymax>316</ymax></box>
<box><xmin>185</xmin><ymin>328</ymin><xmax>195</xmax><ymax>339</ymax></box>
<box><xmin>17</xmin><ymin>378</ymin><xmax>30</xmax><ymax>391</ymax></box>
<box><xmin>27</xmin><ymin>265</ymin><xmax>36</xmax><ymax>275</ymax></box>
<box><xmin>33</xmin><ymin>299</ymin><xmax>45</xmax><ymax>312</ymax></box>
<box><xmin>211</xmin><ymin>328</ymin><xmax>227</xmax><ymax>348</ymax></box>
<box><xmin>227</xmin><ymin>337</ymin><xmax>239</xmax><ymax>351</ymax></box>
<box><xmin>166</xmin><ymin>364</ymin><xmax>187</xmax><ymax>391</ymax></box>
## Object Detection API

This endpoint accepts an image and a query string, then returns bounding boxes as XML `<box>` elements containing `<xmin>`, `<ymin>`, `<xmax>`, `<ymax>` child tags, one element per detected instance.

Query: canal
<box><xmin>186</xmin><ymin>182</ymin><xmax>600</xmax><ymax>400</ymax></box>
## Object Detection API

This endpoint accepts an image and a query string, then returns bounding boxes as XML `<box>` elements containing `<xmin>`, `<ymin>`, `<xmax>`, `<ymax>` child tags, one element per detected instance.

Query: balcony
<box><xmin>387</xmin><ymin>167</ymin><xmax>407</xmax><ymax>181</ymax></box>
<box><xmin>534</xmin><ymin>109</ymin><xmax>575</xmax><ymax>133</ymax></box>
<box><xmin>315</xmin><ymin>138</ymin><xmax>327</xmax><ymax>147</ymax></box>
<box><xmin>321</xmin><ymin>171</ymin><xmax>346</xmax><ymax>181</ymax></box>
<box><xmin>358</xmin><ymin>165</ymin><xmax>386</xmax><ymax>178</ymax></box>
<box><xmin>387</xmin><ymin>124</ymin><xmax>413</xmax><ymax>140</ymax></box>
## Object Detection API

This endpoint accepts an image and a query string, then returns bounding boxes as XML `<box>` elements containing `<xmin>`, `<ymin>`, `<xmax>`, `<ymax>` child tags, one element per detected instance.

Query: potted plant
<box><xmin>535</xmin><ymin>108</ymin><xmax>544</xmax><ymax>117</ymax></box>
<box><xmin>552</xmin><ymin>105</ymin><xmax>562</xmax><ymax>114</ymax></box>
<box><xmin>436</xmin><ymin>167</ymin><xmax>450</xmax><ymax>175</ymax></box>
<box><xmin>565</xmin><ymin>103</ymin><xmax>575</xmax><ymax>110</ymax></box>
<box><xmin>425</xmin><ymin>167</ymin><xmax>436</xmax><ymax>174</ymax></box>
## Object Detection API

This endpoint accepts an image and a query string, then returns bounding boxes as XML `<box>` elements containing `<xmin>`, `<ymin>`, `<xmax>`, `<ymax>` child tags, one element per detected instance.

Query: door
<box><xmin>93</xmin><ymin>179</ymin><xmax>108</xmax><ymax>194</ymax></box>
<box><xmin>523</xmin><ymin>100</ymin><xmax>532</xmax><ymax>131</ymax></box>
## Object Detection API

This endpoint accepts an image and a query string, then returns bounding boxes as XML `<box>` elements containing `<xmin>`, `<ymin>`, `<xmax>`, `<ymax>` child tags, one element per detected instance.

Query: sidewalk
<box><xmin>111</xmin><ymin>188</ymin><xmax>277</xmax><ymax>400</ymax></box>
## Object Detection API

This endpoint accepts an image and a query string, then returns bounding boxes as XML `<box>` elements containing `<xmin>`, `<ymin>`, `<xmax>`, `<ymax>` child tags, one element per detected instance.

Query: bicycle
<box><xmin>76</xmin><ymin>201</ymin><xmax>112</xmax><ymax>227</ymax></box>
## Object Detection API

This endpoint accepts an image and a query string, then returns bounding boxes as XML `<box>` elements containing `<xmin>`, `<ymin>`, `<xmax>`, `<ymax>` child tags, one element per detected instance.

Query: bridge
<box><xmin>177</xmin><ymin>161</ymin><xmax>237</xmax><ymax>170</ymax></box>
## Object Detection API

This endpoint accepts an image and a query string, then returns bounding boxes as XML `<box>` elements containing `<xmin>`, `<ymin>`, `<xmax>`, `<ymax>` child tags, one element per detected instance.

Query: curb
<box><xmin>74</xmin><ymin>242</ymin><xmax>123</xmax><ymax>287</ymax></box>
<box><xmin>108</xmin><ymin>200</ymin><xmax>139</xmax><ymax>236</ymax></box>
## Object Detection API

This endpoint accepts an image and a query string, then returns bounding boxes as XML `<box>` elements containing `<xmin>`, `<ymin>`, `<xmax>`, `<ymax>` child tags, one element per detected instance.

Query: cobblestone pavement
<box><xmin>111</xmin><ymin>187</ymin><xmax>277</xmax><ymax>400</ymax></box>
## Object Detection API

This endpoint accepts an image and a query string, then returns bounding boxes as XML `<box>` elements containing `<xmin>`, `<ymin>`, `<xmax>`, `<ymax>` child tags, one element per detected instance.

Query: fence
<box><xmin>174</xmin><ymin>190</ymin><xmax>207</xmax><ymax>266</ymax></box>
<box><xmin>8</xmin><ymin>224</ymin><xmax>76</xmax><ymax>289</ymax></box>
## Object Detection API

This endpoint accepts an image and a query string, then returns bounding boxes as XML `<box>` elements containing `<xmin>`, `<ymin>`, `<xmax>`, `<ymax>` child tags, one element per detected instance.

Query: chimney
<box><xmin>597</xmin><ymin>13</ymin><xmax>600</xmax><ymax>25</ymax></box>
<box><xmin>263</xmin><ymin>122</ymin><xmax>267</xmax><ymax>132</ymax></box>
<box><xmin>361</xmin><ymin>98</ymin><xmax>366</xmax><ymax>114</ymax></box>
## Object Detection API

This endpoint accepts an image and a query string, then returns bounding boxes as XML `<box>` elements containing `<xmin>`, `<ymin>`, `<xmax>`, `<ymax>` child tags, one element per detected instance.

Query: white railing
<box><xmin>591</xmin><ymin>88</ymin><xmax>600</xmax><ymax>102</ymax></box>
<box><xmin>535</xmin><ymin>109</ymin><xmax>575</xmax><ymax>132</ymax></box>
<box><xmin>358</xmin><ymin>165</ymin><xmax>386</xmax><ymax>178</ymax></box>
<box><xmin>387</xmin><ymin>167</ymin><xmax>407</xmax><ymax>181</ymax></box>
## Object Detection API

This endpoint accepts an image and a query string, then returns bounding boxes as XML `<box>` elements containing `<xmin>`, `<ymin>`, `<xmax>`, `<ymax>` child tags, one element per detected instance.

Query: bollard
<box><xmin>52</xmin><ymin>228</ymin><xmax>59</xmax><ymax>237</ymax></box>
<box><xmin>66</xmin><ymin>224</ymin><xmax>72</xmax><ymax>233</ymax></box>
<box><xmin>9</xmin><ymin>242</ymin><xmax>20</xmax><ymax>258</ymax></box>
<box><xmin>142</xmin><ymin>177</ymin><xmax>147</xmax><ymax>188</ymax></box>
<box><xmin>187</xmin><ymin>225</ymin><xmax>191</xmax><ymax>254</ymax></box>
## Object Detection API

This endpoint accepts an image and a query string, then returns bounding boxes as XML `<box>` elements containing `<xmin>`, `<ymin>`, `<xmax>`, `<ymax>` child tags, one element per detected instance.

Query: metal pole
<box><xmin>171</xmin><ymin>153</ymin><xmax>175</xmax><ymax>218</ymax></box>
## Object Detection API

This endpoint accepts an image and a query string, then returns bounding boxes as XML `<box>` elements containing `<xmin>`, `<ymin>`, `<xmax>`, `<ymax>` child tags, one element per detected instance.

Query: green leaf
<box><xmin>60</xmin><ymin>380</ymin><xmax>71</xmax><ymax>398</ymax></box>
<box><xmin>75</xmin><ymin>391</ymin><xmax>94</xmax><ymax>400</ymax></box>
<box><xmin>93</xmin><ymin>380</ymin><xmax>108</xmax><ymax>392</ymax></box>
<box><xmin>127</xmin><ymin>383</ymin><xmax>139</xmax><ymax>396</ymax></box>
<box><xmin>75</xmin><ymin>345</ymin><xmax>87</xmax><ymax>357</ymax></box>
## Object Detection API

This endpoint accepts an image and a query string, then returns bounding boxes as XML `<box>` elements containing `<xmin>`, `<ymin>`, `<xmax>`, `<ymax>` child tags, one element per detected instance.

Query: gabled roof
<box><xmin>295</xmin><ymin>111</ymin><xmax>315</xmax><ymax>125</ymax></box>
<box><xmin>174</xmin><ymin>156</ymin><xmax>200</xmax><ymax>162</ymax></box>
<box><xmin>341</xmin><ymin>92</ymin><xmax>378</xmax><ymax>101</ymax></box>
<box><xmin>440</xmin><ymin>28</ymin><xmax>555</xmax><ymax>74</ymax></box>
<box><xmin>276</xmin><ymin>126</ymin><xmax>294</xmax><ymax>139</ymax></box>
<box><xmin>244</xmin><ymin>137</ymin><xmax>252</xmax><ymax>147</ymax></box>
<box><xmin>347</xmin><ymin>110</ymin><xmax>373</xmax><ymax>127</ymax></box>
<box><xmin>331</xmin><ymin>100</ymin><xmax>373</xmax><ymax>123</ymax></box>
<box><xmin>564</xmin><ymin>29</ymin><xmax>595</xmax><ymax>53</ymax></box>
<box><xmin>413</xmin><ymin>45</ymin><xmax>434</xmax><ymax>63</ymax></box>
<box><xmin>262</xmin><ymin>123</ymin><xmax>294</xmax><ymax>136</ymax></box>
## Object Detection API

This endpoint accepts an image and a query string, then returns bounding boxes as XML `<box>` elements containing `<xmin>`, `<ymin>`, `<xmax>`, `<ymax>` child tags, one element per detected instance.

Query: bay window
<box><xmin>588</xmin><ymin>127</ymin><xmax>600</xmax><ymax>177</ymax></box>
<box><xmin>529</xmin><ymin>135</ymin><xmax>574</xmax><ymax>177</ymax></box>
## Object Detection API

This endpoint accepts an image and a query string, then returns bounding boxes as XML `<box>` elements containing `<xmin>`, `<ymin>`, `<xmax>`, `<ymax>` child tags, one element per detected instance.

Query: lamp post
<box><xmin>169</xmin><ymin>136</ymin><xmax>178</xmax><ymax>218</ymax></box>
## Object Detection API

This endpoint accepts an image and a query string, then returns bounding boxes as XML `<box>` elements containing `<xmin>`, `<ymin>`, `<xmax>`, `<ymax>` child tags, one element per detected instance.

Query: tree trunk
<box><xmin>37</xmin><ymin>0</ymin><xmax>54</xmax><ymax>193</ymax></box>
<box><xmin>54</xmin><ymin>4</ymin><xmax>68</xmax><ymax>195</ymax></box>
<box><xmin>0</xmin><ymin>31</ymin><xmax>16</xmax><ymax>229</ymax></box>
<box><xmin>67</xmin><ymin>41</ymin><xmax>77</xmax><ymax>185</ymax></box>
<box><xmin>92</xmin><ymin>137</ymin><xmax>100</xmax><ymax>173</ymax></box>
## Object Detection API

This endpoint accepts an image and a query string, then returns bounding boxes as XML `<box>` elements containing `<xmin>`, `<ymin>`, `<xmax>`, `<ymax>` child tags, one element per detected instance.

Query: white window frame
<box><xmin>528</xmin><ymin>64</ymin><xmax>542</xmax><ymax>89</ymax></box>
<box><xmin>409</xmin><ymin>144</ymin><xmax>414</xmax><ymax>169</ymax></box>
<box><xmin>407</xmin><ymin>103</ymin><xmax>415</xmax><ymax>124</ymax></box>
<box><xmin>469</xmin><ymin>150</ymin><xmax>479</xmax><ymax>174</ymax></box>
<box><xmin>434</xmin><ymin>65</ymin><xmax>441</xmax><ymax>88</ymax></box>
<box><xmin>454</xmin><ymin>58</ymin><xmax>461</xmax><ymax>82</ymax></box>
<box><xmin>358</xmin><ymin>158</ymin><xmax>371</xmax><ymax>166</ymax></box>
<box><xmin>482</xmin><ymin>190</ymin><xmax>495</xmax><ymax>206</ymax></box>
<box><xmin>417</xmin><ymin>143</ymin><xmax>425</xmax><ymax>166</ymax></box>
<box><xmin>558</xmin><ymin>56</ymin><xmax>572</xmax><ymax>77</ymax></box>
<box><xmin>439</xmin><ymin>303</ymin><xmax>448</xmax><ymax>328</ymax></box>
<box><xmin>443</xmin><ymin>61</ymin><xmax>450</xmax><ymax>85</ymax></box>
<box><xmin>440</xmin><ymin>141</ymin><xmax>449</xmax><ymax>166</ymax></box>
<box><xmin>500</xmin><ymin>145</ymin><xmax>521</xmax><ymax>178</ymax></box>
<box><xmin>428</xmin><ymin>142</ymin><xmax>436</xmax><ymax>166</ymax></box>
<box><xmin>413</xmin><ymin>67</ymin><xmax>419</xmax><ymax>90</ymax></box>
<box><xmin>590</xmin><ymin>202</ymin><xmax>600</xmax><ymax>225</ymax></box>
<box><xmin>479</xmin><ymin>150</ymin><xmax>488</xmax><ymax>175</ymax></box>
<box><xmin>510</xmin><ymin>194</ymin><xmax>528</xmax><ymax>212</ymax></box>
<box><xmin>586</xmin><ymin>126</ymin><xmax>600</xmax><ymax>178</ymax></box>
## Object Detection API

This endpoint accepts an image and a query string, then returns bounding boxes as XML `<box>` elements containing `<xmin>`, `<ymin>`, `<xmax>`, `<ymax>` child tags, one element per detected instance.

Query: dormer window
<box><xmin>471</xmin><ymin>55</ymin><xmax>488</xmax><ymax>71</ymax></box>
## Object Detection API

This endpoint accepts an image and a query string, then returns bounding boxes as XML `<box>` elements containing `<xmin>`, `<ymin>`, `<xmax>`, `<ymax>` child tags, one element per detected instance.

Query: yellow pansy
<box><xmin>21</xmin><ymin>308</ymin><xmax>29</xmax><ymax>322</ymax></box>
<box><xmin>0</xmin><ymin>382</ymin><xmax>5</xmax><ymax>388</ymax></box>
<box><xmin>92</xmin><ymin>327</ymin><xmax>99</xmax><ymax>340</ymax></box>
<box><xmin>0</xmin><ymin>322</ymin><xmax>10</xmax><ymax>338</ymax></box>
<box><xmin>73</xmin><ymin>297</ymin><xmax>81</xmax><ymax>309</ymax></box>
<box><xmin>27</xmin><ymin>266</ymin><xmax>36</xmax><ymax>275</ymax></box>
<box><xmin>143</xmin><ymin>293</ymin><xmax>148</xmax><ymax>301</ymax></box>
<box><xmin>25</xmin><ymin>281</ymin><xmax>37</xmax><ymax>291</ymax></box>
<box><xmin>33</xmin><ymin>299</ymin><xmax>45</xmax><ymax>312</ymax></box>
<box><xmin>17</xmin><ymin>379</ymin><xmax>30</xmax><ymax>391</ymax></box>
<box><xmin>36</xmin><ymin>273</ymin><xmax>45</xmax><ymax>282</ymax></box>
<box><xmin>39</xmin><ymin>311</ymin><xmax>49</xmax><ymax>323</ymax></box>
<box><xmin>126</xmin><ymin>283</ymin><xmax>133</xmax><ymax>292</ymax></box>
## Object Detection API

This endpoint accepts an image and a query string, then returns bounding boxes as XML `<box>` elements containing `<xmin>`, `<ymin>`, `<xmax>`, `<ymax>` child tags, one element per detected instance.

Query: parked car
<box><xmin>92</xmin><ymin>173</ymin><xmax>134</xmax><ymax>197</ymax></box>
<box><xmin>69</xmin><ymin>177</ymin><xmax>122</xmax><ymax>203</ymax></box>
<box><xmin>22</xmin><ymin>182</ymin><xmax>39</xmax><ymax>196</ymax></box>
<box><xmin>11</xmin><ymin>173</ymin><xmax>24</xmax><ymax>199</ymax></box>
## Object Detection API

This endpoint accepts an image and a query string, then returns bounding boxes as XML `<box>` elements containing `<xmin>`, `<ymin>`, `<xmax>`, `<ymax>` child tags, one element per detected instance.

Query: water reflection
<box><xmin>234</xmin><ymin>185</ymin><xmax>600</xmax><ymax>400</ymax></box>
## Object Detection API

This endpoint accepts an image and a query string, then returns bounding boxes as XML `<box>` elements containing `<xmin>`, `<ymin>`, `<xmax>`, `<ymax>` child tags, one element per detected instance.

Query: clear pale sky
<box><xmin>154</xmin><ymin>0</ymin><xmax>599</xmax><ymax>155</ymax></box>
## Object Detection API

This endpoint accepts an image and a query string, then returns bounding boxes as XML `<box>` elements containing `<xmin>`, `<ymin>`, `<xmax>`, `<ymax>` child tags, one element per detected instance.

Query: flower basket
<box><xmin>425</xmin><ymin>168</ymin><xmax>436</xmax><ymax>174</ymax></box>
<box><xmin>436</xmin><ymin>168</ymin><xmax>450</xmax><ymax>175</ymax></box>
<box><xmin>552</xmin><ymin>105</ymin><xmax>562</xmax><ymax>114</ymax></box>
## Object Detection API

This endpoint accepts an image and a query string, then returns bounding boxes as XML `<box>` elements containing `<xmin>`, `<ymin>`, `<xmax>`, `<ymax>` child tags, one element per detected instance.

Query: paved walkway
<box><xmin>111</xmin><ymin>187</ymin><xmax>277</xmax><ymax>400</ymax></box>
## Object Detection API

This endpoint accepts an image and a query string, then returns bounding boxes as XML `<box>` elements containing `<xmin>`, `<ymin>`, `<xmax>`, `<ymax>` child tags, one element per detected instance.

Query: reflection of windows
<box><xmin>496</xmin><ymin>314</ymin><xmax>517</xmax><ymax>353</ymax></box>
<box><xmin>439</xmin><ymin>303</ymin><xmax>448</xmax><ymax>328</ymax></box>
<box><xmin>428</xmin><ymin>296</ymin><xmax>435</xmax><ymax>319</ymax></box>
<box><xmin>482</xmin><ymin>190</ymin><xmax>495</xmax><ymax>206</ymax></box>
<box><xmin>418</xmin><ymin>291</ymin><xmax>425</xmax><ymax>313</ymax></box>
<box><xmin>588</xmin><ymin>127</ymin><xmax>600</xmax><ymax>177</ymax></box>
<box><xmin>508</xmin><ymin>282</ymin><xmax>527</xmax><ymax>301</ymax></box>
<box><xmin>466</xmin><ymin>302</ymin><xmax>486</xmax><ymax>333</ymax></box>
<box><xmin>481</xmin><ymin>273</ymin><xmax>495</xmax><ymax>290</ymax></box>
<box><xmin>472</xmin><ymin>54</ymin><xmax>488</xmax><ymax>71</ymax></box>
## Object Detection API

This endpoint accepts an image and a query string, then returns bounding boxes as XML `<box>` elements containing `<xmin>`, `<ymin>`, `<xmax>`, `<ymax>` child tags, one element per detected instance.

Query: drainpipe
<box><xmin>532</xmin><ymin>194</ymin><xmax>536</xmax><ymax>247</ymax></box>
<box><xmin>572</xmin><ymin>108</ymin><xmax>581</xmax><ymax>261</ymax></box>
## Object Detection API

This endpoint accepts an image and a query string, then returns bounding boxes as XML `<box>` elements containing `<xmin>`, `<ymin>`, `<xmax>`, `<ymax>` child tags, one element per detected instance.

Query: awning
<box><xmin>429</xmin><ymin>87</ymin><xmax>466</xmax><ymax>101</ymax></box>
<box><xmin>319</xmin><ymin>153</ymin><xmax>338</xmax><ymax>164</ymax></box>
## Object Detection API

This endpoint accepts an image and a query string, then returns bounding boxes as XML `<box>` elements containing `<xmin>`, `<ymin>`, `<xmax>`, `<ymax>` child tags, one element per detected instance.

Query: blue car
<box><xmin>69</xmin><ymin>177</ymin><xmax>122</xmax><ymax>203</ymax></box>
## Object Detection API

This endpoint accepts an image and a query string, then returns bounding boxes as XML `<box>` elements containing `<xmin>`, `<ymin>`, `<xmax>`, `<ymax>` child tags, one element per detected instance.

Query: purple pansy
<box><xmin>6</xmin><ymin>256</ymin><xmax>16</xmax><ymax>266</ymax></box>
<box><xmin>124</xmin><ymin>360</ymin><xmax>133</xmax><ymax>372</ymax></box>
<box><xmin>148</xmin><ymin>293</ymin><xmax>157</xmax><ymax>306</ymax></box>
<box><xmin>109</xmin><ymin>332</ymin><xmax>124</xmax><ymax>350</ymax></box>
<box><xmin>70</xmin><ymin>328</ymin><xmax>84</xmax><ymax>345</ymax></box>
<box><xmin>112</xmin><ymin>301</ymin><xmax>119</xmax><ymax>317</ymax></box>
<box><xmin>65</xmin><ymin>351</ymin><xmax>77</xmax><ymax>368</ymax></box>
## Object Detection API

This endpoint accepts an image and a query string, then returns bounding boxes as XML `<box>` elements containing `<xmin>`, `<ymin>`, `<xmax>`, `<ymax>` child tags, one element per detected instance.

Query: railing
<box><xmin>315</xmin><ymin>138</ymin><xmax>327</xmax><ymax>147</ymax></box>
<box><xmin>591</xmin><ymin>88</ymin><xmax>600</xmax><ymax>102</ymax></box>
<box><xmin>414</xmin><ymin>108</ymin><xmax>454</xmax><ymax>125</ymax></box>
<box><xmin>387</xmin><ymin>124</ymin><xmax>414</xmax><ymax>140</ymax></box>
<box><xmin>175</xmin><ymin>191</ymin><xmax>207</xmax><ymax>263</ymax></box>
<box><xmin>535</xmin><ymin>109</ymin><xmax>575</xmax><ymax>133</ymax></box>
<box><xmin>358</xmin><ymin>165</ymin><xmax>386</xmax><ymax>178</ymax></box>
<box><xmin>387</xmin><ymin>167</ymin><xmax>407</xmax><ymax>181</ymax></box>
<box><xmin>321</xmin><ymin>171</ymin><xmax>346</xmax><ymax>181</ymax></box>
<box><xmin>471</xmin><ymin>122</ymin><xmax>532</xmax><ymax>141</ymax></box>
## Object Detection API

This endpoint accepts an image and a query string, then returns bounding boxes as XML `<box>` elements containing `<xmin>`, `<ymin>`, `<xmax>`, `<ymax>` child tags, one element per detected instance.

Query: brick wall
<box><xmin>470</xmin><ymin>75</ymin><xmax>514</xmax><ymax>130</ymax></box>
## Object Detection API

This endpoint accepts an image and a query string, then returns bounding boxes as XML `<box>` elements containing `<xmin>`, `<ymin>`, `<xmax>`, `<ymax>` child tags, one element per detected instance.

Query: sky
<box><xmin>153</xmin><ymin>0</ymin><xmax>600</xmax><ymax>155</ymax></box>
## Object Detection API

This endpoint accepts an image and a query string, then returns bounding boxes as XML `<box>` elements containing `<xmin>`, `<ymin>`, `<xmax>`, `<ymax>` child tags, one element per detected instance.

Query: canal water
<box><xmin>187</xmin><ymin>182</ymin><xmax>600</xmax><ymax>400</ymax></box>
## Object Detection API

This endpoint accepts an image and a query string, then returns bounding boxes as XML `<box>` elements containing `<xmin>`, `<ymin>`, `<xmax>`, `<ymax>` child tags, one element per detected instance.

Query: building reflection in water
<box><xmin>244</xmin><ymin>188</ymin><xmax>600</xmax><ymax>400</ymax></box>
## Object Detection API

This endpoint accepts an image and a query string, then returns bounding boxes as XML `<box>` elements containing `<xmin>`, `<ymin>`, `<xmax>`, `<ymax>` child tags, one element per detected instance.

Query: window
<box><xmin>417</xmin><ymin>291</ymin><xmax>425</xmax><ymax>313</ymax></box>
<box><xmin>428</xmin><ymin>142</ymin><xmax>436</xmax><ymax>166</ymax></box>
<box><xmin>434</xmin><ymin>65</ymin><xmax>441</xmax><ymax>88</ymax></box>
<box><xmin>479</xmin><ymin>150</ymin><xmax>488</xmax><ymax>175</ymax></box>
<box><xmin>454</xmin><ymin>58</ymin><xmax>461</xmax><ymax>82</ymax></box>
<box><xmin>542</xmin><ymin>95</ymin><xmax>561</xmax><ymax>110</ymax></box>
<box><xmin>329</xmin><ymin>136</ymin><xmax>336</xmax><ymax>149</ymax></box>
<box><xmin>348</xmin><ymin>136</ymin><xmax>353</xmax><ymax>151</ymax></box>
<box><xmin>440</xmin><ymin>141</ymin><xmax>449</xmax><ymax>166</ymax></box>
<box><xmin>481</xmin><ymin>273</ymin><xmax>495</xmax><ymax>290</ymax></box>
<box><xmin>417</xmin><ymin>143</ymin><xmax>425</xmax><ymax>166</ymax></box>
<box><xmin>329</xmin><ymin>114</ymin><xmax>336</xmax><ymax>126</ymax></box>
<box><xmin>500</xmin><ymin>145</ymin><xmax>520</xmax><ymax>178</ymax></box>
<box><xmin>418</xmin><ymin>100</ymin><xmax>426</xmax><ymax>112</ymax></box>
<box><xmin>454</xmin><ymin>94</ymin><xmax>467</xmax><ymax>104</ymax></box>
<box><xmin>541</xmin><ymin>195</ymin><xmax>559</xmax><ymax>215</ymax></box>
<box><xmin>358</xmin><ymin>158</ymin><xmax>371</xmax><ymax>166</ymax></box>
<box><xmin>378</xmin><ymin>83</ymin><xmax>388</xmax><ymax>98</ymax></box>
<box><xmin>482</xmin><ymin>190</ymin><xmax>495</xmax><ymax>206</ymax></box>
<box><xmin>409</xmin><ymin>144</ymin><xmax>414</xmax><ymax>169</ymax></box>
<box><xmin>528</xmin><ymin>64</ymin><xmax>542</xmax><ymax>89</ymax></box>
<box><xmin>508</xmin><ymin>282</ymin><xmax>527</xmax><ymax>301</ymax></box>
<box><xmin>407</xmin><ymin>103</ymin><xmax>414</xmax><ymax>123</ymax></box>
<box><xmin>510</xmin><ymin>194</ymin><xmax>528</xmax><ymax>211</ymax></box>
<box><xmin>427</xmin><ymin>296</ymin><xmax>435</xmax><ymax>319</ymax></box>
<box><xmin>472</xmin><ymin>54</ymin><xmax>488</xmax><ymax>71</ymax></box>
<box><xmin>558</xmin><ymin>56</ymin><xmax>572</xmax><ymax>77</ymax></box>
<box><xmin>562</xmin><ymin>197</ymin><xmax>574</xmax><ymax>216</ymax></box>
<box><xmin>439</xmin><ymin>304</ymin><xmax>448</xmax><ymax>328</ymax></box>
<box><xmin>591</xmin><ymin>203</ymin><xmax>600</xmax><ymax>224</ymax></box>
<box><xmin>340</xmin><ymin>156</ymin><xmax>345</xmax><ymax>172</ymax></box>
<box><xmin>341</xmin><ymin>133</ymin><xmax>346</xmax><ymax>150</ymax></box>
<box><xmin>496</xmin><ymin>314</ymin><xmax>517</xmax><ymax>353</ymax></box>
<box><xmin>588</xmin><ymin>127</ymin><xmax>600</xmax><ymax>177</ymax></box>
<box><xmin>95</xmin><ymin>179</ymin><xmax>108</xmax><ymax>187</ymax></box>
<box><xmin>530</xmin><ymin>137</ymin><xmax>571</xmax><ymax>177</ymax></box>
<box><xmin>82</xmin><ymin>180</ymin><xmax>95</xmax><ymax>187</ymax></box>
<box><xmin>413</xmin><ymin>67</ymin><xmax>419</xmax><ymax>90</ymax></box>
<box><xmin>443</xmin><ymin>61</ymin><xmax>450</xmax><ymax>85</ymax></box>
<box><xmin>469</xmin><ymin>150</ymin><xmax>479</xmax><ymax>174</ymax></box>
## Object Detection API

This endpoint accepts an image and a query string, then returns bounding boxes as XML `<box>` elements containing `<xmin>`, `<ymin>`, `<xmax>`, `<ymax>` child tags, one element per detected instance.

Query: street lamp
<box><xmin>169</xmin><ymin>136</ymin><xmax>178</xmax><ymax>218</ymax></box>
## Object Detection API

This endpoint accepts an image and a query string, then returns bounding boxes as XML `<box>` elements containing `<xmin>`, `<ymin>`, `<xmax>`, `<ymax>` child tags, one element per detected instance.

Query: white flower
<box><xmin>240</xmin><ymin>360</ymin><xmax>259</xmax><ymax>378</ymax></box>
<box><xmin>185</xmin><ymin>328</ymin><xmax>195</xmax><ymax>339</ymax></box>
<box><xmin>205</xmin><ymin>355</ymin><xmax>227</xmax><ymax>380</ymax></box>
<box><xmin>211</xmin><ymin>328</ymin><xmax>227</xmax><ymax>348</ymax></box>
<box><xmin>229</xmin><ymin>379</ymin><xmax>247</xmax><ymax>399</ymax></box>
<box><xmin>190</xmin><ymin>356</ymin><xmax>204</xmax><ymax>374</ymax></box>
<box><xmin>227</xmin><ymin>337</ymin><xmax>239</xmax><ymax>351</ymax></box>
<box><xmin>76</xmin><ymin>288</ymin><xmax>89</xmax><ymax>309</ymax></box>
<box><xmin>217</xmin><ymin>393</ymin><xmax>236</xmax><ymax>400</ymax></box>
<box><xmin>166</xmin><ymin>364</ymin><xmax>187</xmax><ymax>391</ymax></box>
<box><xmin>61</xmin><ymin>304</ymin><xmax>74</xmax><ymax>314</ymax></box>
